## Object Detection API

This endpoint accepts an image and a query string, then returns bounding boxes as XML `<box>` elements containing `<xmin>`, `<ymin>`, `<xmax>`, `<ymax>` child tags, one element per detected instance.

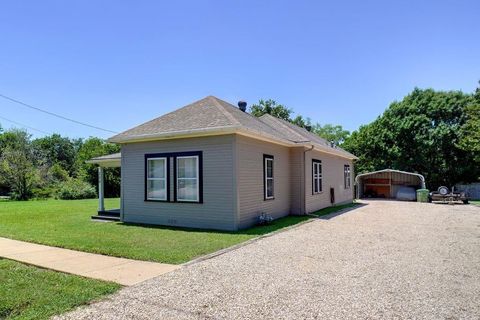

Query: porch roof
<box><xmin>86</xmin><ymin>152</ymin><xmax>121</xmax><ymax>167</ymax></box>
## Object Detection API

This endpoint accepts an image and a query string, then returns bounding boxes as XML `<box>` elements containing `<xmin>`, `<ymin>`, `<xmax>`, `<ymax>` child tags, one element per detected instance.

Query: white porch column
<box><xmin>98</xmin><ymin>166</ymin><xmax>105</xmax><ymax>212</ymax></box>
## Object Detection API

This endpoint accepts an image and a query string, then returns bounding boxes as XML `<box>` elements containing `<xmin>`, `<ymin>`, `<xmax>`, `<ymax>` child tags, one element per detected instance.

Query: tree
<box><xmin>343</xmin><ymin>87</ymin><xmax>479</xmax><ymax>189</ymax></box>
<box><xmin>313</xmin><ymin>124</ymin><xmax>350</xmax><ymax>145</ymax></box>
<box><xmin>250</xmin><ymin>99</ymin><xmax>292</xmax><ymax>121</ymax></box>
<box><xmin>0</xmin><ymin>129</ymin><xmax>31</xmax><ymax>157</ymax></box>
<box><xmin>458</xmin><ymin>84</ymin><xmax>480</xmax><ymax>163</ymax></box>
<box><xmin>0</xmin><ymin>130</ymin><xmax>37</xmax><ymax>200</ymax></box>
<box><xmin>250</xmin><ymin>99</ymin><xmax>350</xmax><ymax>145</ymax></box>
<box><xmin>75</xmin><ymin>137</ymin><xmax>121</xmax><ymax>197</ymax></box>
<box><xmin>32</xmin><ymin>134</ymin><xmax>78</xmax><ymax>176</ymax></box>
<box><xmin>291</xmin><ymin>115</ymin><xmax>311</xmax><ymax>129</ymax></box>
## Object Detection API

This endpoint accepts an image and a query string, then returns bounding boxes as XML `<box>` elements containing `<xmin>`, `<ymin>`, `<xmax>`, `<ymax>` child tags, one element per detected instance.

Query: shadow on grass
<box><xmin>118</xmin><ymin>215</ymin><xmax>311</xmax><ymax>236</ymax></box>
<box><xmin>312</xmin><ymin>202</ymin><xmax>365</xmax><ymax>220</ymax></box>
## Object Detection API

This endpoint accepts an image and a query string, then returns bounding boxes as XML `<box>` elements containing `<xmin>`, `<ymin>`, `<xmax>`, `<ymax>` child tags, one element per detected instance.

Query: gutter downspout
<box><xmin>303</xmin><ymin>145</ymin><xmax>314</xmax><ymax>215</ymax></box>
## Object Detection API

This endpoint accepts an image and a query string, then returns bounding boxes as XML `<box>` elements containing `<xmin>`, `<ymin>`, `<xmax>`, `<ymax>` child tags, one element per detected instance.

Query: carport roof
<box><xmin>355</xmin><ymin>169</ymin><xmax>426</xmax><ymax>188</ymax></box>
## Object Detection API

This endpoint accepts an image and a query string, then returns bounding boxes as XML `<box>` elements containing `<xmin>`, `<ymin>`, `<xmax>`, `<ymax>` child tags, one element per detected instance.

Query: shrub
<box><xmin>32</xmin><ymin>186</ymin><xmax>57</xmax><ymax>199</ymax></box>
<box><xmin>56</xmin><ymin>179</ymin><xmax>96</xmax><ymax>200</ymax></box>
<box><xmin>48</xmin><ymin>163</ymin><xmax>70</xmax><ymax>183</ymax></box>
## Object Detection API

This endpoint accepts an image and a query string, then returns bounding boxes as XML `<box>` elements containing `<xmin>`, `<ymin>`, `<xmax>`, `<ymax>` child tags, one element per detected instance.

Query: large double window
<box><xmin>344</xmin><ymin>164</ymin><xmax>351</xmax><ymax>189</ymax></box>
<box><xmin>145</xmin><ymin>151</ymin><xmax>202</xmax><ymax>203</ymax></box>
<box><xmin>312</xmin><ymin>159</ymin><xmax>322</xmax><ymax>194</ymax></box>
<box><xmin>264</xmin><ymin>155</ymin><xmax>274</xmax><ymax>200</ymax></box>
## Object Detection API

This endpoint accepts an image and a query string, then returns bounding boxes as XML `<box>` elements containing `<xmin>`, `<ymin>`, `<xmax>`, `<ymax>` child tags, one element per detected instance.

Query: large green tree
<box><xmin>343</xmin><ymin>87</ymin><xmax>479</xmax><ymax>189</ymax></box>
<box><xmin>32</xmin><ymin>134</ymin><xmax>80</xmax><ymax>176</ymax></box>
<box><xmin>313</xmin><ymin>124</ymin><xmax>350</xmax><ymax>145</ymax></box>
<box><xmin>250</xmin><ymin>99</ymin><xmax>292</xmax><ymax>121</ymax></box>
<box><xmin>458</xmin><ymin>85</ymin><xmax>480</xmax><ymax>162</ymax></box>
<box><xmin>75</xmin><ymin>137</ymin><xmax>120</xmax><ymax>197</ymax></box>
<box><xmin>0</xmin><ymin>129</ymin><xmax>37</xmax><ymax>200</ymax></box>
<box><xmin>0</xmin><ymin>129</ymin><xmax>31</xmax><ymax>157</ymax></box>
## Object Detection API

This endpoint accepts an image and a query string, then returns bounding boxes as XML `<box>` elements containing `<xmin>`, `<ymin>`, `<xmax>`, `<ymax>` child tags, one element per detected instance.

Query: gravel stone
<box><xmin>57</xmin><ymin>200</ymin><xmax>480</xmax><ymax>320</ymax></box>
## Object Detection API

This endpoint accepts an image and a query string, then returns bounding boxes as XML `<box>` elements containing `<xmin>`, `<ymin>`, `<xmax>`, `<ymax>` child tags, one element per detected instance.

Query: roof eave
<box><xmin>85</xmin><ymin>158</ymin><xmax>121</xmax><ymax>167</ymax></box>
<box><xmin>107</xmin><ymin>126</ymin><xmax>240</xmax><ymax>144</ymax></box>
<box><xmin>107</xmin><ymin>126</ymin><xmax>358</xmax><ymax>160</ymax></box>
<box><xmin>108</xmin><ymin>125</ymin><xmax>298</xmax><ymax>147</ymax></box>
<box><xmin>235</xmin><ymin>128</ymin><xmax>296</xmax><ymax>147</ymax></box>
<box><xmin>295</xmin><ymin>142</ymin><xmax>358</xmax><ymax>160</ymax></box>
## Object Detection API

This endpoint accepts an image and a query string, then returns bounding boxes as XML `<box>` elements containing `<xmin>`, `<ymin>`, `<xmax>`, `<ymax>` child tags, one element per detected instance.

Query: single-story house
<box><xmin>355</xmin><ymin>169</ymin><xmax>426</xmax><ymax>199</ymax></box>
<box><xmin>88</xmin><ymin>96</ymin><xmax>357</xmax><ymax>231</ymax></box>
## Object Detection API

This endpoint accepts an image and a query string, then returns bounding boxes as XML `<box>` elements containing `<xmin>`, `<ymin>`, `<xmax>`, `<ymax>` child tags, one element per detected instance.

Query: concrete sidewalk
<box><xmin>0</xmin><ymin>237</ymin><xmax>179</xmax><ymax>285</ymax></box>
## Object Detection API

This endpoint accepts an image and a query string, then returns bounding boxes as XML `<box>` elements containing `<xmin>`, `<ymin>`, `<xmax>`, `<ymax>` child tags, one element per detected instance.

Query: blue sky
<box><xmin>0</xmin><ymin>0</ymin><xmax>479</xmax><ymax>139</ymax></box>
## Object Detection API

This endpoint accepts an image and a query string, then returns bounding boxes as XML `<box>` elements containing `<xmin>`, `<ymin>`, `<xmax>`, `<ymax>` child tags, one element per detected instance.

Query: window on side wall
<box><xmin>312</xmin><ymin>159</ymin><xmax>322</xmax><ymax>194</ymax></box>
<box><xmin>146</xmin><ymin>157</ymin><xmax>168</xmax><ymax>201</ymax></box>
<box><xmin>264</xmin><ymin>155</ymin><xmax>274</xmax><ymax>200</ymax></box>
<box><xmin>176</xmin><ymin>155</ymin><xmax>200</xmax><ymax>202</ymax></box>
<box><xmin>344</xmin><ymin>164</ymin><xmax>351</xmax><ymax>189</ymax></box>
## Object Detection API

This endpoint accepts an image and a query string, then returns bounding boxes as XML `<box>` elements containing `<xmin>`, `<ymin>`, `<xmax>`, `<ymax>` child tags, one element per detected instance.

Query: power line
<box><xmin>0</xmin><ymin>93</ymin><xmax>118</xmax><ymax>134</ymax></box>
<box><xmin>0</xmin><ymin>115</ymin><xmax>52</xmax><ymax>135</ymax></box>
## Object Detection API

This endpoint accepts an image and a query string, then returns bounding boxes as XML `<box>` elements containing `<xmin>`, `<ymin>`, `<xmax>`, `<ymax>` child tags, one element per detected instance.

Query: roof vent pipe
<box><xmin>238</xmin><ymin>101</ymin><xmax>247</xmax><ymax>112</ymax></box>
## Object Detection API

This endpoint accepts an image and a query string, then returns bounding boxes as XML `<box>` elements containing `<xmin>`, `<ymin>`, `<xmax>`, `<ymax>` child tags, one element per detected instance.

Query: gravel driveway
<box><xmin>58</xmin><ymin>201</ymin><xmax>480</xmax><ymax>319</ymax></box>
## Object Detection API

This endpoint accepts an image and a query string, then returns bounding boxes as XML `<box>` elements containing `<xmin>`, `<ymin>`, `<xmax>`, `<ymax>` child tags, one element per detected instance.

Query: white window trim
<box><xmin>146</xmin><ymin>157</ymin><xmax>167</xmax><ymax>201</ymax></box>
<box><xmin>313</xmin><ymin>161</ymin><xmax>322</xmax><ymax>194</ymax></box>
<box><xmin>265</xmin><ymin>157</ymin><xmax>274</xmax><ymax>199</ymax></box>
<box><xmin>176</xmin><ymin>155</ymin><xmax>200</xmax><ymax>202</ymax></box>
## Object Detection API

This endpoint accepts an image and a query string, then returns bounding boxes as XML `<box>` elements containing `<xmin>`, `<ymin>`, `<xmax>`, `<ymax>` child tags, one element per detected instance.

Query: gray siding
<box><xmin>120</xmin><ymin>133</ymin><xmax>354</xmax><ymax>231</ymax></box>
<box><xmin>305</xmin><ymin>150</ymin><xmax>354</xmax><ymax>213</ymax></box>
<box><xmin>236</xmin><ymin>136</ymin><xmax>291</xmax><ymax>229</ymax></box>
<box><xmin>121</xmin><ymin>135</ymin><xmax>237</xmax><ymax>231</ymax></box>
<box><xmin>289</xmin><ymin>147</ymin><xmax>305</xmax><ymax>215</ymax></box>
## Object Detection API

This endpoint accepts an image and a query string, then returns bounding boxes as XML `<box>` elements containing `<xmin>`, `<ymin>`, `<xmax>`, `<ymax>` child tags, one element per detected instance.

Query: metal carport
<box><xmin>355</xmin><ymin>169</ymin><xmax>425</xmax><ymax>199</ymax></box>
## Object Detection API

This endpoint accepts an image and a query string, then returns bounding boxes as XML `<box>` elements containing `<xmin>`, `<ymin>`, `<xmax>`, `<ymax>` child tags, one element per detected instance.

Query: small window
<box><xmin>264</xmin><ymin>155</ymin><xmax>274</xmax><ymax>200</ymax></box>
<box><xmin>344</xmin><ymin>165</ymin><xmax>351</xmax><ymax>189</ymax></box>
<box><xmin>176</xmin><ymin>156</ymin><xmax>199</xmax><ymax>202</ymax></box>
<box><xmin>146</xmin><ymin>157</ymin><xmax>168</xmax><ymax>200</ymax></box>
<box><xmin>312</xmin><ymin>160</ymin><xmax>322</xmax><ymax>194</ymax></box>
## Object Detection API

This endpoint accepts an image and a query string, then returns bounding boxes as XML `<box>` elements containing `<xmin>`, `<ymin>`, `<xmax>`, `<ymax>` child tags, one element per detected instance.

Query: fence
<box><xmin>455</xmin><ymin>183</ymin><xmax>480</xmax><ymax>200</ymax></box>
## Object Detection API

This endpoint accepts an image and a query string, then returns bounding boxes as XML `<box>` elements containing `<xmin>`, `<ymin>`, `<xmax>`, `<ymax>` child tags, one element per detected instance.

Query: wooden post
<box><xmin>389</xmin><ymin>171</ymin><xmax>393</xmax><ymax>198</ymax></box>
<box><xmin>98</xmin><ymin>166</ymin><xmax>105</xmax><ymax>212</ymax></box>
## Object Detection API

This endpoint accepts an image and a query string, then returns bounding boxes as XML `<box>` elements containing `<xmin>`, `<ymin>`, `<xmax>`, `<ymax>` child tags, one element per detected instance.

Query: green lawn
<box><xmin>471</xmin><ymin>200</ymin><xmax>480</xmax><ymax>206</ymax></box>
<box><xmin>0</xmin><ymin>258</ymin><xmax>120</xmax><ymax>320</ymax></box>
<box><xmin>311</xmin><ymin>202</ymin><xmax>360</xmax><ymax>217</ymax></box>
<box><xmin>0</xmin><ymin>198</ymin><xmax>310</xmax><ymax>264</ymax></box>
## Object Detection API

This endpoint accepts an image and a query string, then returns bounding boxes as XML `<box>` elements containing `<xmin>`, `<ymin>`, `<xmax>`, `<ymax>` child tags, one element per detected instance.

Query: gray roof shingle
<box><xmin>258</xmin><ymin>114</ymin><xmax>356</xmax><ymax>158</ymax></box>
<box><xmin>108</xmin><ymin>96</ymin><xmax>356</xmax><ymax>159</ymax></box>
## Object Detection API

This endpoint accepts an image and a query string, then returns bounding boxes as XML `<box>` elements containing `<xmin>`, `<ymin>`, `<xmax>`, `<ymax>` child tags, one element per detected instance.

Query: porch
<box><xmin>86</xmin><ymin>152</ymin><xmax>121</xmax><ymax>221</ymax></box>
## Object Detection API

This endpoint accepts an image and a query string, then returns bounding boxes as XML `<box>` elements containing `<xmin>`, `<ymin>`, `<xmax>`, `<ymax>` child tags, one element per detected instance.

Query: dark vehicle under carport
<box><xmin>355</xmin><ymin>169</ymin><xmax>426</xmax><ymax>200</ymax></box>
